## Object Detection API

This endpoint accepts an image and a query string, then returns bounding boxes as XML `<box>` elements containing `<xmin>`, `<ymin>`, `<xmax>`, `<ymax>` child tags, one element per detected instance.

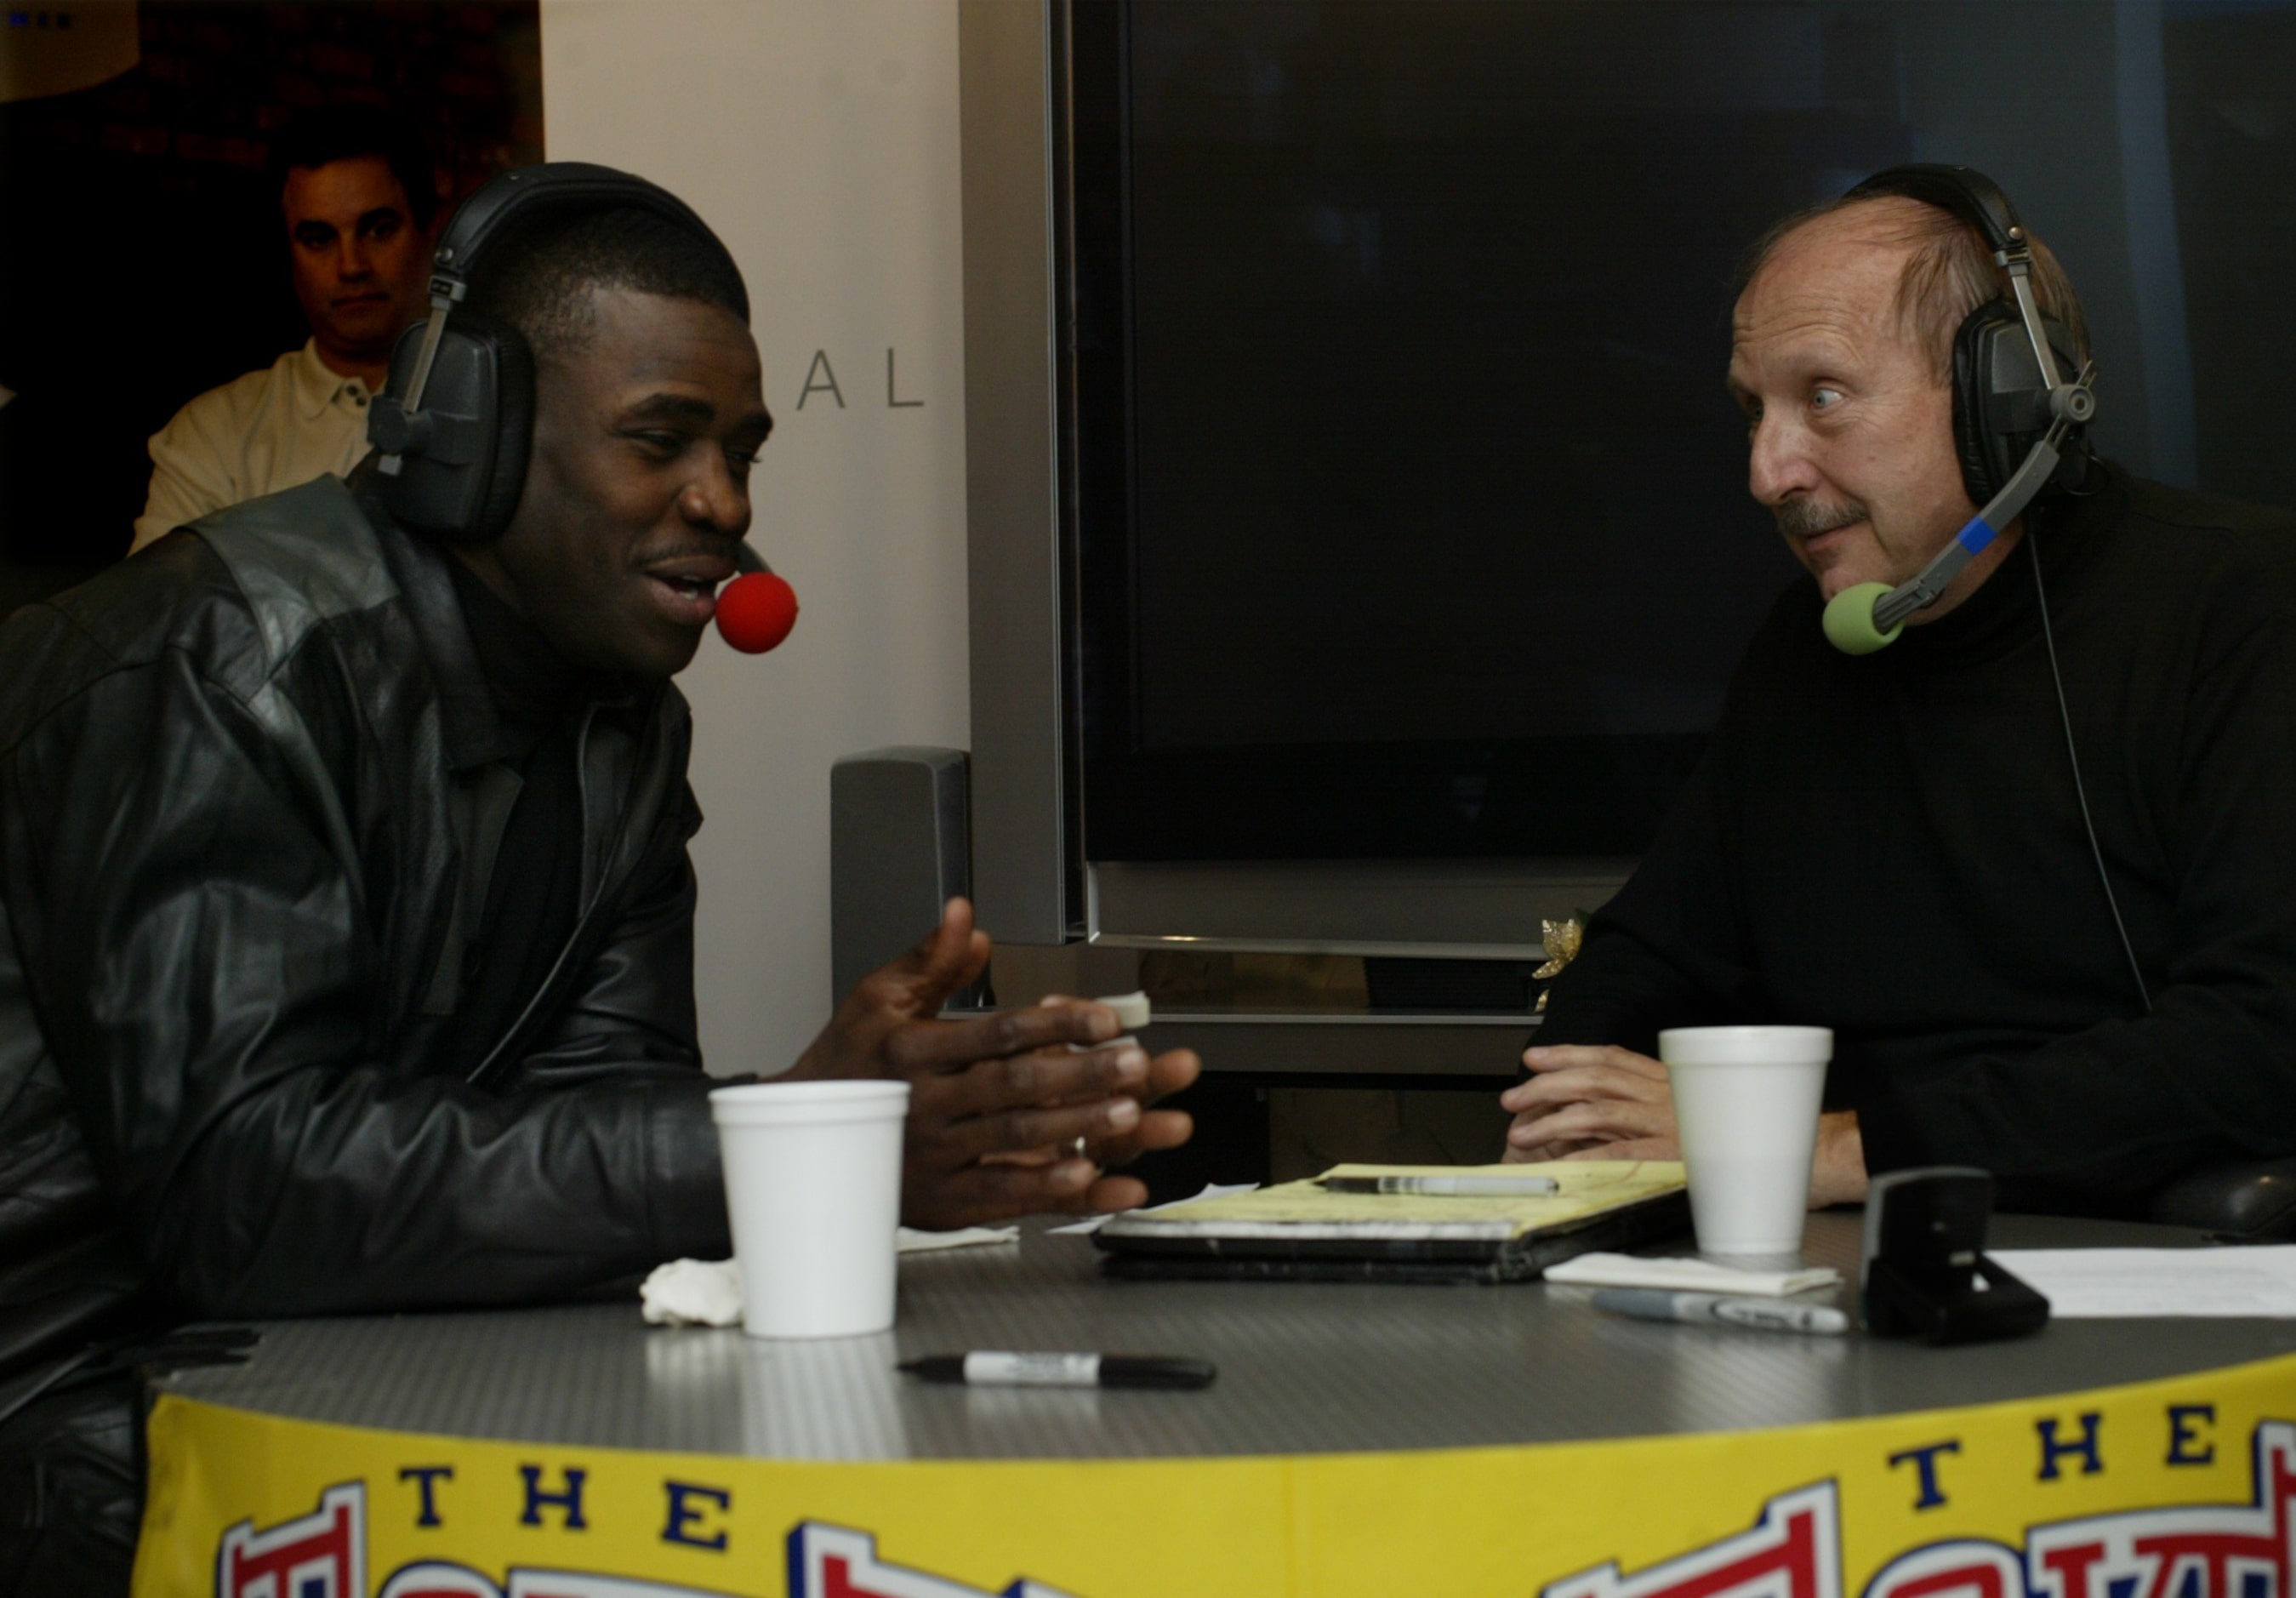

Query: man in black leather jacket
<box><xmin>0</xmin><ymin>191</ymin><xmax>1196</xmax><ymax>1589</ymax></box>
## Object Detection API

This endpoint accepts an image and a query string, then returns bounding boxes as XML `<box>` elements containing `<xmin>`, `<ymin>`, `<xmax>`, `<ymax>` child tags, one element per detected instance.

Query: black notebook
<box><xmin>1095</xmin><ymin>1162</ymin><xmax>1691</xmax><ymax>1285</ymax></box>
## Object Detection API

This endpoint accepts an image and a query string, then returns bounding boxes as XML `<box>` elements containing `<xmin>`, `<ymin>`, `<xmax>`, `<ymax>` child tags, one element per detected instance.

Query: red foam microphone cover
<box><xmin>715</xmin><ymin>571</ymin><xmax>800</xmax><ymax>653</ymax></box>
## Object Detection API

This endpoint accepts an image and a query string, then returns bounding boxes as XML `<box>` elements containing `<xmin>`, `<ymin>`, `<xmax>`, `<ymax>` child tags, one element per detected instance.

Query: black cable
<box><xmin>2026</xmin><ymin>528</ymin><xmax>2153</xmax><ymax>1015</ymax></box>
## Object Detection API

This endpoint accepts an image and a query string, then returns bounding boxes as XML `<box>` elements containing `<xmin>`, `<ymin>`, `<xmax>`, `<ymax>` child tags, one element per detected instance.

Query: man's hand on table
<box><xmin>1498</xmin><ymin>1043</ymin><xmax>1869</xmax><ymax>1207</ymax></box>
<box><xmin>786</xmin><ymin>898</ymin><xmax>1199</xmax><ymax>1229</ymax></box>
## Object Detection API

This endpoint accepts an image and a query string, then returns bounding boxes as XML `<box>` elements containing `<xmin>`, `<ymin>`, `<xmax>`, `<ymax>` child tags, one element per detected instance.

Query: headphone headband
<box><xmin>426</xmin><ymin>161</ymin><xmax>744</xmax><ymax>318</ymax></box>
<box><xmin>1843</xmin><ymin>163</ymin><xmax>2029</xmax><ymax>263</ymax></box>
<box><xmin>1836</xmin><ymin>161</ymin><xmax>2088</xmax><ymax>425</ymax></box>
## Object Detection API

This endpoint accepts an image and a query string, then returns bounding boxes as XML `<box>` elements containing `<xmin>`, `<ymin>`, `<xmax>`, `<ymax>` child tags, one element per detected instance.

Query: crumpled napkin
<box><xmin>641</xmin><ymin>1226</ymin><xmax>1020</xmax><ymax>1327</ymax></box>
<box><xmin>640</xmin><ymin>1257</ymin><xmax>748</xmax><ymax>1327</ymax></box>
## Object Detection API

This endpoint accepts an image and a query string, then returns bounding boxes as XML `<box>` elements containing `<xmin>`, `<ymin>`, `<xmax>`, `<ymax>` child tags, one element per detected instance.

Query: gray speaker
<box><xmin>830</xmin><ymin>746</ymin><xmax>972</xmax><ymax>1002</ymax></box>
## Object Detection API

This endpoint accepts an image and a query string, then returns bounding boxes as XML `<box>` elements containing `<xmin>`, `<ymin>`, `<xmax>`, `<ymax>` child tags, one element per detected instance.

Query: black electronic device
<box><xmin>968</xmin><ymin>3</ymin><xmax>2296</xmax><ymax>951</ymax></box>
<box><xmin>367</xmin><ymin>162</ymin><xmax>744</xmax><ymax>542</ymax></box>
<box><xmin>1858</xmin><ymin>1167</ymin><xmax>2050</xmax><ymax>1344</ymax></box>
<box><xmin>829</xmin><ymin>746</ymin><xmax>973</xmax><ymax>1001</ymax></box>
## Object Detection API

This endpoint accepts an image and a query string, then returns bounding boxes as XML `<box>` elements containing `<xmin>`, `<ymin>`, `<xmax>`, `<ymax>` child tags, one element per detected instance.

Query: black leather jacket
<box><xmin>0</xmin><ymin>476</ymin><xmax>731</xmax><ymax>1384</ymax></box>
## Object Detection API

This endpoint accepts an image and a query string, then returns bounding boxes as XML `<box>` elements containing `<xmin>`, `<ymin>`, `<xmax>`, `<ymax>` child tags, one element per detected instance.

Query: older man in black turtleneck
<box><xmin>1504</xmin><ymin>178</ymin><xmax>2296</xmax><ymax>1218</ymax></box>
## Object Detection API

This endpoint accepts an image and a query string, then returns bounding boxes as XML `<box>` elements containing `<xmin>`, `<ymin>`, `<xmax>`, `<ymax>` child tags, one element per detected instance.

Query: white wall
<box><xmin>540</xmin><ymin>0</ymin><xmax>970</xmax><ymax>1075</ymax></box>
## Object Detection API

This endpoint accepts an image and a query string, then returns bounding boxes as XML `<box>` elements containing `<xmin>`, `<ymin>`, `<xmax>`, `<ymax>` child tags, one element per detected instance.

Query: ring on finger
<box><xmin>1070</xmin><ymin>1134</ymin><xmax>1088</xmax><ymax>1160</ymax></box>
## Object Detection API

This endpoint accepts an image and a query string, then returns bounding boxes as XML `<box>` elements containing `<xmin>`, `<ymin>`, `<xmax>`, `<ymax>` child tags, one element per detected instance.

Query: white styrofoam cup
<box><xmin>708</xmin><ymin>1080</ymin><xmax>910</xmax><ymax>1338</ymax></box>
<box><xmin>1658</xmin><ymin>1025</ymin><xmax>1832</xmax><ymax>1258</ymax></box>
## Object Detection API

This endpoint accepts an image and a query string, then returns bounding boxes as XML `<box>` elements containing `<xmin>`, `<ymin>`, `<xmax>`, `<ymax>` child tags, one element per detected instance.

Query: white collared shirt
<box><xmin>132</xmin><ymin>339</ymin><xmax>377</xmax><ymax>553</ymax></box>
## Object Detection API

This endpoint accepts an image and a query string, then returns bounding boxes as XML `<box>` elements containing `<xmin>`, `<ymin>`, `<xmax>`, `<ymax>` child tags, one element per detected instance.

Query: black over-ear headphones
<box><xmin>1844</xmin><ymin>164</ymin><xmax>2094</xmax><ymax>509</ymax></box>
<box><xmin>367</xmin><ymin>162</ymin><xmax>743</xmax><ymax>543</ymax></box>
<box><xmin>1820</xmin><ymin>163</ymin><xmax>2100</xmax><ymax>656</ymax></box>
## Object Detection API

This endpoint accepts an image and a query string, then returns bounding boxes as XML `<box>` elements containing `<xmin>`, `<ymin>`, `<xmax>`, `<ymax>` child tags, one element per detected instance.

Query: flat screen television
<box><xmin>960</xmin><ymin>0</ymin><xmax>2296</xmax><ymax>956</ymax></box>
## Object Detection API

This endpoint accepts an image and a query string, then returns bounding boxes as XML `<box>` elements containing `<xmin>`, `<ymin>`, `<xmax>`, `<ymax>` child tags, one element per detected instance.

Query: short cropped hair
<box><xmin>270</xmin><ymin>105</ymin><xmax>441</xmax><ymax>231</ymax></box>
<box><xmin>1737</xmin><ymin>191</ymin><xmax>2091</xmax><ymax>384</ymax></box>
<box><xmin>463</xmin><ymin>204</ymin><xmax>750</xmax><ymax>362</ymax></box>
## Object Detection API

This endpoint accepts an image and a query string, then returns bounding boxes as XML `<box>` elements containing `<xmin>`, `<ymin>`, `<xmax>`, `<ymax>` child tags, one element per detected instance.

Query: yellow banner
<box><xmin>138</xmin><ymin>1350</ymin><xmax>2296</xmax><ymax>1598</ymax></box>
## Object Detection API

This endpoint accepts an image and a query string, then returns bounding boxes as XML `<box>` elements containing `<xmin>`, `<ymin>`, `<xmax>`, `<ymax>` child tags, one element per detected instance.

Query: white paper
<box><xmin>895</xmin><ymin>1224</ymin><xmax>1019</xmax><ymax>1253</ymax></box>
<box><xmin>1058</xmin><ymin>990</ymin><xmax>1152</xmax><ymax>1051</ymax></box>
<box><xmin>1542</xmin><ymin>1252</ymin><xmax>1843</xmax><ymax>1298</ymax></box>
<box><xmin>1989</xmin><ymin>1247</ymin><xmax>2296</xmax><ymax>1318</ymax></box>
<box><xmin>1048</xmin><ymin>1181</ymin><xmax>1262</xmax><ymax>1236</ymax></box>
<box><xmin>1093</xmin><ymin>990</ymin><xmax>1153</xmax><ymax>1030</ymax></box>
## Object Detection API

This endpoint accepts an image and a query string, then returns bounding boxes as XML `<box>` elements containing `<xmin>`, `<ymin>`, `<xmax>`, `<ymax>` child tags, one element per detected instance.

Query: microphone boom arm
<box><xmin>1870</xmin><ymin>415</ymin><xmax>2069</xmax><ymax>635</ymax></box>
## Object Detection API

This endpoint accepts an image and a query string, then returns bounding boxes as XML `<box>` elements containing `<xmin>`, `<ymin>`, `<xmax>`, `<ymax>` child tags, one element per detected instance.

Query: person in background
<box><xmin>129</xmin><ymin>105</ymin><xmax>441</xmax><ymax>553</ymax></box>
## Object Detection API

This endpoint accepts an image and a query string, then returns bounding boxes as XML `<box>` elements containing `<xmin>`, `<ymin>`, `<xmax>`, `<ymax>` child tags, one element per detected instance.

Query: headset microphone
<box><xmin>1821</xmin><ymin>377</ymin><xmax>2091</xmax><ymax>653</ymax></box>
<box><xmin>1817</xmin><ymin>164</ymin><xmax>2099</xmax><ymax>655</ymax></box>
<box><xmin>715</xmin><ymin>542</ymin><xmax>800</xmax><ymax>653</ymax></box>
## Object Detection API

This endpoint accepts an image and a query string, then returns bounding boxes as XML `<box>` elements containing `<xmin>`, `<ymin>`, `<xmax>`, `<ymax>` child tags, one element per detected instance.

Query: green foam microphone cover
<box><xmin>1822</xmin><ymin>581</ymin><xmax>1903</xmax><ymax>655</ymax></box>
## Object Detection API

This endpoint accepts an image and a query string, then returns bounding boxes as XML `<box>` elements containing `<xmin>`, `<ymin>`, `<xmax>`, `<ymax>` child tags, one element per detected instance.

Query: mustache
<box><xmin>1774</xmin><ymin>499</ymin><xmax>1868</xmax><ymax>539</ymax></box>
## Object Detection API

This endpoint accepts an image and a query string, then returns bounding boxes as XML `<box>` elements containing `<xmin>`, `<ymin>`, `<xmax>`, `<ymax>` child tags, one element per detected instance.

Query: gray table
<box><xmin>162</xmin><ymin>1212</ymin><xmax>2296</xmax><ymax>1462</ymax></box>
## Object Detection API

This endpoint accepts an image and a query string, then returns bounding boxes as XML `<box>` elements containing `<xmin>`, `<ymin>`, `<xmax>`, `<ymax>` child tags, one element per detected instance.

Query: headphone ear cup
<box><xmin>371</xmin><ymin>310</ymin><xmax>533</xmax><ymax>545</ymax></box>
<box><xmin>1950</xmin><ymin>297</ymin><xmax>2015</xmax><ymax>507</ymax></box>
<box><xmin>1951</xmin><ymin>298</ymin><xmax>2089</xmax><ymax>513</ymax></box>
<box><xmin>373</xmin><ymin>310</ymin><xmax>534</xmax><ymax>546</ymax></box>
<box><xmin>464</xmin><ymin>311</ymin><xmax>533</xmax><ymax>543</ymax></box>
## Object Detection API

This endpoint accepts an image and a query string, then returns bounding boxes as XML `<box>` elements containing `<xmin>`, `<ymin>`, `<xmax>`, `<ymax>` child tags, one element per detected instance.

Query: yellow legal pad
<box><xmin>1095</xmin><ymin>1162</ymin><xmax>1689</xmax><ymax>1282</ymax></box>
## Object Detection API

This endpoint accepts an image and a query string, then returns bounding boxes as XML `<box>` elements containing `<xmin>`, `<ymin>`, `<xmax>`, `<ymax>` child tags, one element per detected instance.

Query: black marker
<box><xmin>897</xmin><ymin>1352</ymin><xmax>1216</xmax><ymax>1390</ymax></box>
<box><xmin>1592</xmin><ymin>1288</ymin><xmax>1849</xmax><ymax>1336</ymax></box>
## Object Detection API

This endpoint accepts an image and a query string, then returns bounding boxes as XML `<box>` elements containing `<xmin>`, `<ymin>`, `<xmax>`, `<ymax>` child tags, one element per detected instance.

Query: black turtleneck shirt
<box><xmin>1539</xmin><ymin>464</ymin><xmax>2296</xmax><ymax>1215</ymax></box>
<box><xmin>443</xmin><ymin>556</ymin><xmax>588</xmax><ymax>1078</ymax></box>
